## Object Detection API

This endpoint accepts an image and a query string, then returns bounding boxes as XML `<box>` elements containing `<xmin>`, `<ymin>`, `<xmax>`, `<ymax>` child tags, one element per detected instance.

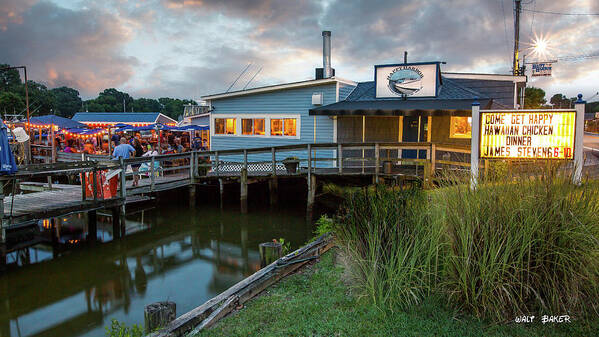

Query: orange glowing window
<box><xmin>284</xmin><ymin>118</ymin><xmax>297</xmax><ymax>136</ymax></box>
<box><xmin>271</xmin><ymin>119</ymin><xmax>283</xmax><ymax>136</ymax></box>
<box><xmin>449</xmin><ymin>116</ymin><xmax>472</xmax><ymax>138</ymax></box>
<box><xmin>241</xmin><ymin>118</ymin><xmax>265</xmax><ymax>135</ymax></box>
<box><xmin>215</xmin><ymin>118</ymin><xmax>236</xmax><ymax>135</ymax></box>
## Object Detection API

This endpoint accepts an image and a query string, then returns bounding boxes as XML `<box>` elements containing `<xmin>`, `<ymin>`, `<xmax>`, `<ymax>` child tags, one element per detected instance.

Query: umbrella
<box><xmin>114</xmin><ymin>123</ymin><xmax>130</xmax><ymax>128</ymax></box>
<box><xmin>173</xmin><ymin>125</ymin><xmax>209</xmax><ymax>132</ymax></box>
<box><xmin>30</xmin><ymin>115</ymin><xmax>86</xmax><ymax>129</ymax></box>
<box><xmin>0</xmin><ymin>120</ymin><xmax>18</xmax><ymax>175</ymax></box>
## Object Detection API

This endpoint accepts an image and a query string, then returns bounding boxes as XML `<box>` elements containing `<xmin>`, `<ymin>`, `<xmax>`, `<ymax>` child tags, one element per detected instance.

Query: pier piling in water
<box><xmin>87</xmin><ymin>210</ymin><xmax>97</xmax><ymax>242</ymax></box>
<box><xmin>259</xmin><ymin>242</ymin><xmax>282</xmax><ymax>268</ymax></box>
<box><xmin>144</xmin><ymin>301</ymin><xmax>176</xmax><ymax>334</ymax></box>
<box><xmin>240</xmin><ymin>168</ymin><xmax>248</xmax><ymax>213</ymax></box>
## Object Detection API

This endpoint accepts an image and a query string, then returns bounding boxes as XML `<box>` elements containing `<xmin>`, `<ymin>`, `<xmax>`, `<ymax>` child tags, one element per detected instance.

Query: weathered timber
<box><xmin>149</xmin><ymin>234</ymin><xmax>333</xmax><ymax>337</ymax></box>
<box><xmin>268</xmin><ymin>176</ymin><xmax>278</xmax><ymax>205</ymax></box>
<box><xmin>188</xmin><ymin>296</ymin><xmax>239</xmax><ymax>334</ymax></box>
<box><xmin>259</xmin><ymin>242</ymin><xmax>282</xmax><ymax>268</ymax></box>
<box><xmin>144</xmin><ymin>301</ymin><xmax>176</xmax><ymax>334</ymax></box>
<box><xmin>240</xmin><ymin>168</ymin><xmax>248</xmax><ymax>214</ymax></box>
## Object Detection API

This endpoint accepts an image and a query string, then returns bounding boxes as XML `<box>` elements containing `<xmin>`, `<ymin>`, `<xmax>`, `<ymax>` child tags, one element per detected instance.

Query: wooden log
<box><xmin>189</xmin><ymin>296</ymin><xmax>239</xmax><ymax>334</ymax></box>
<box><xmin>150</xmin><ymin>234</ymin><xmax>332</xmax><ymax>337</ymax></box>
<box><xmin>145</xmin><ymin>301</ymin><xmax>176</xmax><ymax>333</ymax></box>
<box><xmin>259</xmin><ymin>242</ymin><xmax>282</xmax><ymax>268</ymax></box>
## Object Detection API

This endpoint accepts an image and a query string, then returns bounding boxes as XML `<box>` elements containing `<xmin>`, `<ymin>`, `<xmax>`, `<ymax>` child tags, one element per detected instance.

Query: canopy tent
<box><xmin>114</xmin><ymin>123</ymin><xmax>177</xmax><ymax>133</ymax></box>
<box><xmin>61</xmin><ymin>128</ymin><xmax>107</xmax><ymax>139</ymax></box>
<box><xmin>28</xmin><ymin>115</ymin><xmax>86</xmax><ymax>129</ymax></box>
<box><xmin>173</xmin><ymin>125</ymin><xmax>209</xmax><ymax>132</ymax></box>
<box><xmin>0</xmin><ymin>120</ymin><xmax>18</xmax><ymax>175</ymax></box>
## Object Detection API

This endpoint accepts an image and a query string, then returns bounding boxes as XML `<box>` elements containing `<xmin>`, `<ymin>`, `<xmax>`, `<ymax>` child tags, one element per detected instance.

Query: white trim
<box><xmin>202</xmin><ymin>77</ymin><xmax>357</xmax><ymax>100</ymax></box>
<box><xmin>210</xmin><ymin>114</ymin><xmax>301</xmax><ymax>139</ymax></box>
<box><xmin>335</xmin><ymin>81</ymin><xmax>340</xmax><ymax>102</ymax></box>
<box><xmin>442</xmin><ymin>72</ymin><xmax>527</xmax><ymax>83</ymax></box>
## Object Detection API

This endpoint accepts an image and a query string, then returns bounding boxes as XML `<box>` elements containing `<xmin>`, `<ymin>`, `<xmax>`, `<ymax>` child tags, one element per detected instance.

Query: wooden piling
<box><xmin>268</xmin><ymin>176</ymin><xmax>278</xmax><ymax>206</ymax></box>
<box><xmin>218</xmin><ymin>178</ymin><xmax>224</xmax><ymax>207</ymax></box>
<box><xmin>258</xmin><ymin>242</ymin><xmax>282</xmax><ymax>268</ymax></box>
<box><xmin>88</xmin><ymin>210</ymin><xmax>97</xmax><ymax>242</ymax></box>
<box><xmin>111</xmin><ymin>207</ymin><xmax>121</xmax><ymax>240</ymax></box>
<box><xmin>307</xmin><ymin>174</ymin><xmax>316</xmax><ymax>216</ymax></box>
<box><xmin>189</xmin><ymin>185</ymin><xmax>196</xmax><ymax>207</ymax></box>
<box><xmin>240</xmin><ymin>168</ymin><xmax>248</xmax><ymax>214</ymax></box>
<box><xmin>145</xmin><ymin>301</ymin><xmax>176</xmax><ymax>334</ymax></box>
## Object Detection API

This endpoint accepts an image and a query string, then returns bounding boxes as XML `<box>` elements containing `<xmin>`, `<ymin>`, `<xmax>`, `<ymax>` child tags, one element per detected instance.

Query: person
<box><xmin>201</xmin><ymin>138</ymin><xmax>208</xmax><ymax>150</ymax></box>
<box><xmin>83</xmin><ymin>140</ymin><xmax>95</xmax><ymax>154</ymax></box>
<box><xmin>174</xmin><ymin>138</ymin><xmax>184</xmax><ymax>153</ymax></box>
<box><xmin>64</xmin><ymin>140</ymin><xmax>76</xmax><ymax>153</ymax></box>
<box><xmin>111</xmin><ymin>132</ymin><xmax>121</xmax><ymax>148</ymax></box>
<box><xmin>112</xmin><ymin>137</ymin><xmax>135</xmax><ymax>159</ymax></box>
<box><xmin>143</xmin><ymin>144</ymin><xmax>159</xmax><ymax>157</ymax></box>
<box><xmin>130</xmin><ymin>137</ymin><xmax>144</xmax><ymax>187</ymax></box>
<box><xmin>191</xmin><ymin>137</ymin><xmax>202</xmax><ymax>151</ymax></box>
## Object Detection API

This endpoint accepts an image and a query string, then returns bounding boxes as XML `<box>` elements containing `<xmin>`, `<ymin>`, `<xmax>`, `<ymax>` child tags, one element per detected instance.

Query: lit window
<box><xmin>242</xmin><ymin>119</ymin><xmax>253</xmax><ymax>135</ymax></box>
<box><xmin>271</xmin><ymin>119</ymin><xmax>283</xmax><ymax>136</ymax></box>
<box><xmin>449</xmin><ymin>116</ymin><xmax>472</xmax><ymax>138</ymax></box>
<box><xmin>215</xmin><ymin>118</ymin><xmax>236</xmax><ymax>135</ymax></box>
<box><xmin>253</xmin><ymin>119</ymin><xmax>265</xmax><ymax>135</ymax></box>
<box><xmin>284</xmin><ymin>118</ymin><xmax>297</xmax><ymax>136</ymax></box>
<box><xmin>242</xmin><ymin>118</ymin><xmax>265</xmax><ymax>135</ymax></box>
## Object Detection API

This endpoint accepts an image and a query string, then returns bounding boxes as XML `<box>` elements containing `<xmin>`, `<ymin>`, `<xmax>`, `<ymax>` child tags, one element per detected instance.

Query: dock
<box><xmin>12</xmin><ymin>141</ymin><xmax>599</xmax><ymax>269</ymax></box>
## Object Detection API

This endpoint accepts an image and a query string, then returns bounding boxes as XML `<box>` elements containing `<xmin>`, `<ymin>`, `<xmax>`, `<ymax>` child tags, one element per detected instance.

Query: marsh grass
<box><xmin>334</xmin><ymin>164</ymin><xmax>599</xmax><ymax>322</ymax></box>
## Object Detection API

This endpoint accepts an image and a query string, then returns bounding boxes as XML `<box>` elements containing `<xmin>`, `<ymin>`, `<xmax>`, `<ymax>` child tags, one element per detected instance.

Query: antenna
<box><xmin>226</xmin><ymin>63</ymin><xmax>252</xmax><ymax>93</ymax></box>
<box><xmin>243</xmin><ymin>66</ymin><xmax>263</xmax><ymax>90</ymax></box>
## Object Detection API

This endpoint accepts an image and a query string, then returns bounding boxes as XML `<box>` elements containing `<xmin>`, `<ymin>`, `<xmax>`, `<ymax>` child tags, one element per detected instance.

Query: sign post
<box><xmin>470</xmin><ymin>101</ymin><xmax>480</xmax><ymax>190</ymax></box>
<box><xmin>573</xmin><ymin>94</ymin><xmax>586</xmax><ymax>184</ymax></box>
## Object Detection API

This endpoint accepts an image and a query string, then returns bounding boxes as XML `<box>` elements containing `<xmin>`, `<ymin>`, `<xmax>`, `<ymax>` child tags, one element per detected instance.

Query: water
<box><xmin>0</xmin><ymin>197</ymin><xmax>315</xmax><ymax>337</ymax></box>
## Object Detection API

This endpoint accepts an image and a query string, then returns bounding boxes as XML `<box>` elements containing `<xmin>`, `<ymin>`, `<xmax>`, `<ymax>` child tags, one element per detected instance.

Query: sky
<box><xmin>1</xmin><ymin>0</ymin><xmax>598</xmax><ymax>101</ymax></box>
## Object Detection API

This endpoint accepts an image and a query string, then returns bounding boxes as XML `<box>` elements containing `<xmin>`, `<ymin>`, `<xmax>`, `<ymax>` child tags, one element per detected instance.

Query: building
<box><xmin>181</xmin><ymin>104</ymin><xmax>211</xmax><ymax>126</ymax></box>
<box><xmin>202</xmin><ymin>32</ymin><xmax>526</xmax><ymax>167</ymax></box>
<box><xmin>72</xmin><ymin>112</ymin><xmax>177</xmax><ymax>128</ymax></box>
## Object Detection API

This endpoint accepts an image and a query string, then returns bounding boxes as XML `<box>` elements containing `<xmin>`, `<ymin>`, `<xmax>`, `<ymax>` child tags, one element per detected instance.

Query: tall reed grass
<box><xmin>333</xmin><ymin>166</ymin><xmax>599</xmax><ymax>321</ymax></box>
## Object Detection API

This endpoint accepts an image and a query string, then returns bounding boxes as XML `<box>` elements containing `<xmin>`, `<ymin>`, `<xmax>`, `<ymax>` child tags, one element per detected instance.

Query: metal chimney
<box><xmin>322</xmin><ymin>31</ymin><xmax>332</xmax><ymax>78</ymax></box>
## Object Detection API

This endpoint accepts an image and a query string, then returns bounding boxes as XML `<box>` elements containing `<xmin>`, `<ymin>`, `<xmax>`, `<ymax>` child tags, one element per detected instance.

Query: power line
<box><xmin>499</xmin><ymin>0</ymin><xmax>511</xmax><ymax>68</ymax></box>
<box><xmin>522</xmin><ymin>8</ymin><xmax>599</xmax><ymax>16</ymax></box>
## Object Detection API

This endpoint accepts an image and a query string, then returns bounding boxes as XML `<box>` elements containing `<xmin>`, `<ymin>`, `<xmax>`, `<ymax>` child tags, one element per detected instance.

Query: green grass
<box><xmin>196</xmin><ymin>250</ymin><xmax>597</xmax><ymax>337</ymax></box>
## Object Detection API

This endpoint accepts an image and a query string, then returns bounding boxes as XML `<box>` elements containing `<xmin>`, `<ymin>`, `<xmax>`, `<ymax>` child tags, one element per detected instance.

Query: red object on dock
<box><xmin>81</xmin><ymin>171</ymin><xmax>118</xmax><ymax>199</ymax></box>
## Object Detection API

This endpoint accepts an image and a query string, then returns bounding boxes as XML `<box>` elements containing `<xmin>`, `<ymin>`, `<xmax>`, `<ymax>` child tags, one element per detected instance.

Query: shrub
<box><xmin>333</xmin><ymin>186</ymin><xmax>443</xmax><ymax>311</ymax></box>
<box><xmin>435</xmin><ymin>167</ymin><xmax>599</xmax><ymax>320</ymax></box>
<box><xmin>333</xmin><ymin>165</ymin><xmax>599</xmax><ymax>322</ymax></box>
<box><xmin>105</xmin><ymin>319</ymin><xmax>144</xmax><ymax>337</ymax></box>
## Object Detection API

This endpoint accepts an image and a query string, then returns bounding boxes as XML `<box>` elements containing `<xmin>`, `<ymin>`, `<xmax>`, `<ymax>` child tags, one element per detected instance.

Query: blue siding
<box><xmin>210</xmin><ymin>83</ymin><xmax>338</xmax><ymax>166</ymax></box>
<box><xmin>338</xmin><ymin>83</ymin><xmax>356</xmax><ymax>101</ymax></box>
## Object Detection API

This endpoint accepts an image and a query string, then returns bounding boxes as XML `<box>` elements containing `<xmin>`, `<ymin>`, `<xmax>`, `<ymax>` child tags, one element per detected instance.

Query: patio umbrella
<box><xmin>0</xmin><ymin>120</ymin><xmax>18</xmax><ymax>175</ymax></box>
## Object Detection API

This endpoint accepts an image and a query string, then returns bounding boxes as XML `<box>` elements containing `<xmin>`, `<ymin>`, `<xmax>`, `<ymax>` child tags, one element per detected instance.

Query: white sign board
<box><xmin>531</xmin><ymin>62</ymin><xmax>552</xmax><ymax>77</ymax></box>
<box><xmin>375</xmin><ymin>63</ymin><xmax>438</xmax><ymax>98</ymax></box>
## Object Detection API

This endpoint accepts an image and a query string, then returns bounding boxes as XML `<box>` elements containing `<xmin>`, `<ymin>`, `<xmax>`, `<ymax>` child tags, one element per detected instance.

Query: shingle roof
<box><xmin>310</xmin><ymin>77</ymin><xmax>495</xmax><ymax>116</ymax></box>
<box><xmin>72</xmin><ymin>112</ymin><xmax>175</xmax><ymax>123</ymax></box>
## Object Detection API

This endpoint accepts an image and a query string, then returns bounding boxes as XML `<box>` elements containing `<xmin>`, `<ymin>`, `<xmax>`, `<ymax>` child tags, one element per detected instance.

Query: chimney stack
<box><xmin>322</xmin><ymin>31</ymin><xmax>332</xmax><ymax>78</ymax></box>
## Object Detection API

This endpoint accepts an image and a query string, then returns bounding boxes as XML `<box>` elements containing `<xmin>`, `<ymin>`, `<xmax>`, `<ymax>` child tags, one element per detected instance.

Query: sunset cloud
<box><xmin>0</xmin><ymin>0</ymin><xmax>597</xmax><ymax>100</ymax></box>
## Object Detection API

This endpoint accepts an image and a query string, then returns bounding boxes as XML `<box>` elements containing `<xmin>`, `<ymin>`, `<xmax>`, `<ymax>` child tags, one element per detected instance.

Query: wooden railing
<box><xmin>3</xmin><ymin>142</ymin><xmax>471</xmax><ymax>193</ymax></box>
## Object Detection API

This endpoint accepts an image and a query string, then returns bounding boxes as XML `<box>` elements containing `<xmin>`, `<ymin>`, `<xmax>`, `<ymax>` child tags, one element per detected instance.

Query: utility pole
<box><xmin>513</xmin><ymin>0</ymin><xmax>522</xmax><ymax>75</ymax></box>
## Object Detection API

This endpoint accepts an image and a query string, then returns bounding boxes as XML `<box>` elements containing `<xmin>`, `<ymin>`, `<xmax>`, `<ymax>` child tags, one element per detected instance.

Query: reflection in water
<box><xmin>0</xmin><ymin>201</ymin><xmax>313</xmax><ymax>337</ymax></box>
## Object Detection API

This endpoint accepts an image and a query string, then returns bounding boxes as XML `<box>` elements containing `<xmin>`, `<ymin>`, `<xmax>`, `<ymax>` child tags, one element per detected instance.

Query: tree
<box><xmin>51</xmin><ymin>86</ymin><xmax>82</xmax><ymax>118</ymax></box>
<box><xmin>158</xmin><ymin>97</ymin><xmax>197</xmax><ymax>119</ymax></box>
<box><xmin>0</xmin><ymin>64</ymin><xmax>22</xmax><ymax>92</ymax></box>
<box><xmin>85</xmin><ymin>88</ymin><xmax>134</xmax><ymax>112</ymax></box>
<box><xmin>131</xmin><ymin>98</ymin><xmax>161</xmax><ymax>112</ymax></box>
<box><xmin>549</xmin><ymin>93</ymin><xmax>576</xmax><ymax>109</ymax></box>
<box><xmin>524</xmin><ymin>87</ymin><xmax>546</xmax><ymax>109</ymax></box>
<box><xmin>0</xmin><ymin>92</ymin><xmax>25</xmax><ymax>115</ymax></box>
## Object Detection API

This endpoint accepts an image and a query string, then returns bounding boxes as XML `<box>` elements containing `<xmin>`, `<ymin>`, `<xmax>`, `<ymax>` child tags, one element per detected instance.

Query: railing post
<box><xmin>92</xmin><ymin>163</ymin><xmax>98</xmax><ymax>202</ymax></box>
<box><xmin>119</xmin><ymin>157</ymin><xmax>127</xmax><ymax>199</ymax></box>
<box><xmin>189</xmin><ymin>152</ymin><xmax>195</xmax><ymax>183</ymax></box>
<box><xmin>374</xmin><ymin>143</ymin><xmax>380</xmax><ymax>183</ymax></box>
<box><xmin>243</xmin><ymin>149</ymin><xmax>248</xmax><ymax>171</ymax></box>
<box><xmin>81</xmin><ymin>169</ymin><xmax>87</xmax><ymax>201</ymax></box>
<box><xmin>150</xmin><ymin>156</ymin><xmax>155</xmax><ymax>192</ymax></box>
<box><xmin>338</xmin><ymin>144</ymin><xmax>343</xmax><ymax>174</ymax></box>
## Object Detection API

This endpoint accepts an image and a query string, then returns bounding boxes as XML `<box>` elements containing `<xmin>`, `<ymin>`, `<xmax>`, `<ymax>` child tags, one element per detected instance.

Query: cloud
<box><xmin>1</xmin><ymin>0</ymin><xmax>597</xmax><ymax>100</ymax></box>
<box><xmin>0</xmin><ymin>0</ymin><xmax>138</xmax><ymax>97</ymax></box>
